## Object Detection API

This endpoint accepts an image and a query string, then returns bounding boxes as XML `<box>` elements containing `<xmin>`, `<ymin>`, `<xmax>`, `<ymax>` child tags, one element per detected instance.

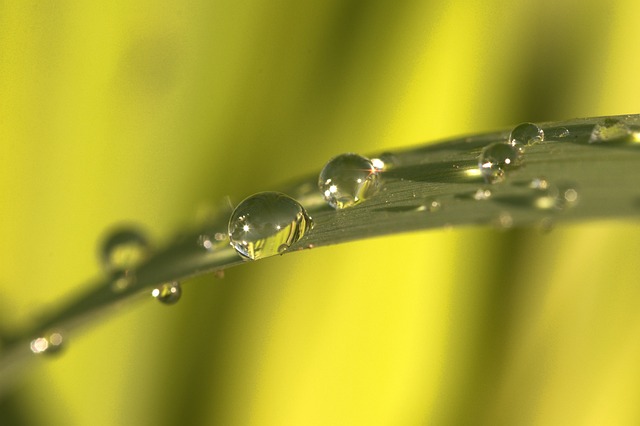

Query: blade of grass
<box><xmin>2</xmin><ymin>113</ymin><xmax>640</xmax><ymax>389</ymax></box>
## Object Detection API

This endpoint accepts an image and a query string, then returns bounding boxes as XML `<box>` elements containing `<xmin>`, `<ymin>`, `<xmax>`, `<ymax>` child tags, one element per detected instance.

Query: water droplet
<box><xmin>318</xmin><ymin>153</ymin><xmax>381</xmax><ymax>209</ymax></box>
<box><xmin>371</xmin><ymin>152</ymin><xmax>398</xmax><ymax>171</ymax></box>
<box><xmin>99</xmin><ymin>227</ymin><xmax>150</xmax><ymax>272</ymax></box>
<box><xmin>152</xmin><ymin>282</ymin><xmax>182</xmax><ymax>305</ymax></box>
<box><xmin>494</xmin><ymin>212</ymin><xmax>514</xmax><ymax>230</ymax></box>
<box><xmin>198</xmin><ymin>232</ymin><xmax>228</xmax><ymax>251</ymax></box>
<box><xmin>509</xmin><ymin>122</ymin><xmax>544</xmax><ymax>146</ymax></box>
<box><xmin>478</xmin><ymin>142</ymin><xmax>521</xmax><ymax>184</ymax></box>
<box><xmin>228</xmin><ymin>192</ymin><xmax>313</xmax><ymax>260</ymax></box>
<box><xmin>558</xmin><ymin>185</ymin><xmax>579</xmax><ymax>208</ymax></box>
<box><xmin>416</xmin><ymin>198</ymin><xmax>441</xmax><ymax>212</ymax></box>
<box><xmin>529</xmin><ymin>177</ymin><xmax>550</xmax><ymax>190</ymax></box>
<box><xmin>537</xmin><ymin>217</ymin><xmax>555</xmax><ymax>234</ymax></box>
<box><xmin>589</xmin><ymin>119</ymin><xmax>632</xmax><ymax>143</ymax></box>
<box><xmin>531</xmin><ymin>180</ymin><xmax>579</xmax><ymax>210</ymax></box>
<box><xmin>110</xmin><ymin>270</ymin><xmax>134</xmax><ymax>293</ymax></box>
<box><xmin>30</xmin><ymin>331</ymin><xmax>64</xmax><ymax>355</ymax></box>
<box><xmin>473</xmin><ymin>188</ymin><xmax>492</xmax><ymax>200</ymax></box>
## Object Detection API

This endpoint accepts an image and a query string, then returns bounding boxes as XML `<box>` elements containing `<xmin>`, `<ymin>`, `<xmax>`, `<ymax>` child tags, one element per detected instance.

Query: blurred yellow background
<box><xmin>2</xmin><ymin>1</ymin><xmax>640</xmax><ymax>425</ymax></box>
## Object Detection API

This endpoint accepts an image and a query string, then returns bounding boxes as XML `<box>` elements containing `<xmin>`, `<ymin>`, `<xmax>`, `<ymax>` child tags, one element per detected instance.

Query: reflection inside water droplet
<box><xmin>99</xmin><ymin>226</ymin><xmax>150</xmax><ymax>272</ymax></box>
<box><xmin>228</xmin><ymin>192</ymin><xmax>312</xmax><ymax>260</ymax></box>
<box><xmin>478</xmin><ymin>142</ymin><xmax>521</xmax><ymax>184</ymax></box>
<box><xmin>318</xmin><ymin>153</ymin><xmax>381</xmax><ymax>209</ymax></box>
<box><xmin>152</xmin><ymin>282</ymin><xmax>182</xmax><ymax>305</ymax></box>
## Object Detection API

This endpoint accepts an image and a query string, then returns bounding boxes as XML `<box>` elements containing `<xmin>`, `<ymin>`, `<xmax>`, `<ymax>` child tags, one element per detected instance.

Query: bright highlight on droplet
<box><xmin>318</xmin><ymin>153</ymin><xmax>381</xmax><ymax>209</ymax></box>
<box><xmin>228</xmin><ymin>192</ymin><xmax>312</xmax><ymax>260</ymax></box>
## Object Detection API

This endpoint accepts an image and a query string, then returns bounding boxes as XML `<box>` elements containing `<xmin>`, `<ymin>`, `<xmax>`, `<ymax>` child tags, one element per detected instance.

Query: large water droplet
<box><xmin>318</xmin><ymin>153</ymin><xmax>380</xmax><ymax>209</ymax></box>
<box><xmin>509</xmin><ymin>122</ymin><xmax>544</xmax><ymax>146</ymax></box>
<box><xmin>478</xmin><ymin>142</ymin><xmax>521</xmax><ymax>184</ymax></box>
<box><xmin>99</xmin><ymin>227</ymin><xmax>150</xmax><ymax>272</ymax></box>
<box><xmin>152</xmin><ymin>282</ymin><xmax>182</xmax><ymax>305</ymax></box>
<box><xmin>30</xmin><ymin>331</ymin><xmax>65</xmax><ymax>355</ymax></box>
<box><xmin>228</xmin><ymin>192</ymin><xmax>312</xmax><ymax>260</ymax></box>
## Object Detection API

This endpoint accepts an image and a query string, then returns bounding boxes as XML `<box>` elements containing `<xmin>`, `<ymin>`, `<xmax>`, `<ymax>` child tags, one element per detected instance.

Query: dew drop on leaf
<box><xmin>318</xmin><ymin>153</ymin><xmax>381</xmax><ymax>209</ymax></box>
<box><xmin>478</xmin><ymin>142</ymin><xmax>521</xmax><ymax>184</ymax></box>
<box><xmin>30</xmin><ymin>331</ymin><xmax>65</xmax><ymax>356</ymax></box>
<box><xmin>99</xmin><ymin>226</ymin><xmax>150</xmax><ymax>272</ymax></box>
<box><xmin>152</xmin><ymin>281</ymin><xmax>182</xmax><ymax>305</ymax></box>
<box><xmin>110</xmin><ymin>269</ymin><xmax>134</xmax><ymax>293</ymax></box>
<box><xmin>531</xmin><ymin>179</ymin><xmax>579</xmax><ymax>210</ymax></box>
<box><xmin>228</xmin><ymin>191</ymin><xmax>312</xmax><ymax>260</ymax></box>
<box><xmin>473</xmin><ymin>188</ymin><xmax>492</xmax><ymax>200</ymax></box>
<box><xmin>420</xmin><ymin>198</ymin><xmax>441</xmax><ymax>212</ymax></box>
<box><xmin>509</xmin><ymin>122</ymin><xmax>544</xmax><ymax>146</ymax></box>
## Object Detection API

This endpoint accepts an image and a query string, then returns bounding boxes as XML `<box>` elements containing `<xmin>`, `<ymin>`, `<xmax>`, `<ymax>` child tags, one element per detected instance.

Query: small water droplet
<box><xmin>372</xmin><ymin>152</ymin><xmax>398</xmax><ymax>171</ymax></box>
<box><xmin>557</xmin><ymin>127</ymin><xmax>570</xmax><ymax>138</ymax></box>
<box><xmin>537</xmin><ymin>217</ymin><xmax>555</xmax><ymax>234</ymax></box>
<box><xmin>478</xmin><ymin>142</ymin><xmax>521</xmax><ymax>184</ymax></box>
<box><xmin>558</xmin><ymin>185</ymin><xmax>579</xmax><ymax>208</ymax></box>
<box><xmin>198</xmin><ymin>232</ymin><xmax>227</xmax><ymax>251</ymax></box>
<box><xmin>318</xmin><ymin>153</ymin><xmax>381</xmax><ymax>209</ymax></box>
<box><xmin>30</xmin><ymin>331</ymin><xmax>65</xmax><ymax>355</ymax></box>
<box><xmin>228</xmin><ymin>192</ymin><xmax>312</xmax><ymax>260</ymax></box>
<box><xmin>589</xmin><ymin>119</ymin><xmax>632</xmax><ymax>143</ymax></box>
<box><xmin>473</xmin><ymin>188</ymin><xmax>492</xmax><ymax>200</ymax></box>
<box><xmin>494</xmin><ymin>212</ymin><xmax>514</xmax><ymax>229</ymax></box>
<box><xmin>100</xmin><ymin>227</ymin><xmax>150</xmax><ymax>272</ymax></box>
<box><xmin>531</xmin><ymin>180</ymin><xmax>579</xmax><ymax>210</ymax></box>
<box><xmin>110</xmin><ymin>270</ymin><xmax>134</xmax><ymax>293</ymax></box>
<box><xmin>529</xmin><ymin>177</ymin><xmax>550</xmax><ymax>190</ymax></box>
<box><xmin>417</xmin><ymin>198</ymin><xmax>441</xmax><ymax>212</ymax></box>
<box><xmin>152</xmin><ymin>282</ymin><xmax>182</xmax><ymax>305</ymax></box>
<box><xmin>509</xmin><ymin>122</ymin><xmax>544</xmax><ymax>146</ymax></box>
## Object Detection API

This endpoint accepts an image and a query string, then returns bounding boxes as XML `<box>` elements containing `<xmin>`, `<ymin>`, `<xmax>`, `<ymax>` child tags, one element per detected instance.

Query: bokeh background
<box><xmin>2</xmin><ymin>1</ymin><xmax>640</xmax><ymax>425</ymax></box>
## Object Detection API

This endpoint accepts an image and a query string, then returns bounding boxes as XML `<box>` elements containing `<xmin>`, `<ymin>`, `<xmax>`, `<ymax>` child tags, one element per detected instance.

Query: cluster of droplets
<box><xmin>226</xmin><ymin>152</ymin><xmax>386</xmax><ymax>260</ymax></box>
<box><xmin>478</xmin><ymin>122</ymin><xmax>544</xmax><ymax>184</ymax></box>
<box><xmin>30</xmin><ymin>330</ymin><xmax>64</xmax><ymax>356</ymax></box>
<box><xmin>530</xmin><ymin>177</ymin><xmax>579</xmax><ymax>211</ymax></box>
